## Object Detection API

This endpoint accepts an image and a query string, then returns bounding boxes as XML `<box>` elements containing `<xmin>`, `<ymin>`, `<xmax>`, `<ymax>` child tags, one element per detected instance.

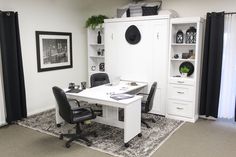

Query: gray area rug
<box><xmin>17</xmin><ymin>110</ymin><xmax>183</xmax><ymax>157</ymax></box>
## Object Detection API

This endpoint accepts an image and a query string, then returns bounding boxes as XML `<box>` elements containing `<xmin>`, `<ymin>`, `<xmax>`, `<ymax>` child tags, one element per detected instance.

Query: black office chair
<box><xmin>138</xmin><ymin>82</ymin><xmax>157</xmax><ymax>128</ymax></box>
<box><xmin>90</xmin><ymin>73</ymin><xmax>110</xmax><ymax>87</ymax></box>
<box><xmin>90</xmin><ymin>73</ymin><xmax>110</xmax><ymax>116</ymax></box>
<box><xmin>52</xmin><ymin>86</ymin><xmax>97</xmax><ymax>148</ymax></box>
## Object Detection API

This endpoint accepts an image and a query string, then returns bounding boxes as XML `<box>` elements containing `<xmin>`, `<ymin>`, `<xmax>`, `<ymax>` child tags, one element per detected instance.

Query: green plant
<box><xmin>180</xmin><ymin>66</ymin><xmax>190</xmax><ymax>74</ymax></box>
<box><xmin>85</xmin><ymin>15</ymin><xmax>108</xmax><ymax>30</ymax></box>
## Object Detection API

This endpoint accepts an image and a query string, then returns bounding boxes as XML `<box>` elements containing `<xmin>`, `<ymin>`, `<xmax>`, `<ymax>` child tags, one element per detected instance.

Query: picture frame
<box><xmin>35</xmin><ymin>31</ymin><xmax>72</xmax><ymax>72</ymax></box>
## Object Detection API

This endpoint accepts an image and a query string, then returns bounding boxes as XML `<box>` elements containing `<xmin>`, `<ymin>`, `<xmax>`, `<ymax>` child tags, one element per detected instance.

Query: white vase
<box><xmin>181</xmin><ymin>73</ymin><xmax>188</xmax><ymax>78</ymax></box>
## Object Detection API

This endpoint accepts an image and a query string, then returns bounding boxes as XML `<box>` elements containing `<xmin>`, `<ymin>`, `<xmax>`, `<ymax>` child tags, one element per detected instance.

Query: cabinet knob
<box><xmin>176</xmin><ymin>107</ymin><xmax>184</xmax><ymax>110</ymax></box>
<box><xmin>177</xmin><ymin>81</ymin><xmax>185</xmax><ymax>84</ymax></box>
<box><xmin>177</xmin><ymin>91</ymin><xmax>184</xmax><ymax>94</ymax></box>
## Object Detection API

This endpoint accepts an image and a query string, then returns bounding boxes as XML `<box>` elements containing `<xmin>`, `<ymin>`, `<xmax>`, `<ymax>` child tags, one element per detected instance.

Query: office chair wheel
<box><xmin>138</xmin><ymin>133</ymin><xmax>142</xmax><ymax>137</ymax></box>
<box><xmin>124</xmin><ymin>143</ymin><xmax>130</xmax><ymax>148</ymax></box>
<box><xmin>86</xmin><ymin>141</ymin><xmax>92</xmax><ymax>146</ymax></box>
<box><xmin>57</xmin><ymin>124</ymin><xmax>61</xmax><ymax>128</ymax></box>
<box><xmin>94</xmin><ymin>132</ymin><xmax>98</xmax><ymax>137</ymax></box>
<box><xmin>65</xmin><ymin>143</ymin><xmax>71</xmax><ymax>148</ymax></box>
<box><xmin>152</xmin><ymin>119</ymin><xmax>156</xmax><ymax>123</ymax></box>
<box><xmin>59</xmin><ymin>134</ymin><xmax>63</xmax><ymax>140</ymax></box>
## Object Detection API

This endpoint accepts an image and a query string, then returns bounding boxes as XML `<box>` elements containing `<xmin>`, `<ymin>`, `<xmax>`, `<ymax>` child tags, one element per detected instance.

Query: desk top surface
<box><xmin>66</xmin><ymin>80</ymin><xmax>147</xmax><ymax>105</ymax></box>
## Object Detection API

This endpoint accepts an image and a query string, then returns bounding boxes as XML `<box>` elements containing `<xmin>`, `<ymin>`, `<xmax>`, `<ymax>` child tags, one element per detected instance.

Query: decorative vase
<box><xmin>97</xmin><ymin>31</ymin><xmax>102</xmax><ymax>44</ymax></box>
<box><xmin>181</xmin><ymin>73</ymin><xmax>188</xmax><ymax>78</ymax></box>
<box><xmin>186</xmin><ymin>27</ymin><xmax>196</xmax><ymax>44</ymax></box>
<box><xmin>176</xmin><ymin>30</ymin><xmax>184</xmax><ymax>43</ymax></box>
<box><xmin>99</xmin><ymin>63</ymin><xmax>105</xmax><ymax>71</ymax></box>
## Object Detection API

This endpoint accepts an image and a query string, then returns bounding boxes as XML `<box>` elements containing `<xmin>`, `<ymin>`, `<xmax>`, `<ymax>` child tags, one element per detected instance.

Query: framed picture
<box><xmin>35</xmin><ymin>31</ymin><xmax>72</xmax><ymax>72</ymax></box>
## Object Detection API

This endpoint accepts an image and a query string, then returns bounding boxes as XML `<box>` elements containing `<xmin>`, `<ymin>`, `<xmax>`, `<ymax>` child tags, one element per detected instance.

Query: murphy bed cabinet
<box><xmin>104</xmin><ymin>15</ymin><xmax>173</xmax><ymax>115</ymax></box>
<box><xmin>166</xmin><ymin>17</ymin><xmax>205</xmax><ymax>122</ymax></box>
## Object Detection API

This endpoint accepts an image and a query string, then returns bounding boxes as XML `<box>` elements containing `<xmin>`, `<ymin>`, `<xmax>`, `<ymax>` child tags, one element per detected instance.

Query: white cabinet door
<box><xmin>149</xmin><ymin>19</ymin><xmax>169</xmax><ymax>115</ymax></box>
<box><xmin>105</xmin><ymin>19</ymin><xmax>169</xmax><ymax>115</ymax></box>
<box><xmin>105</xmin><ymin>21</ymin><xmax>153</xmax><ymax>82</ymax></box>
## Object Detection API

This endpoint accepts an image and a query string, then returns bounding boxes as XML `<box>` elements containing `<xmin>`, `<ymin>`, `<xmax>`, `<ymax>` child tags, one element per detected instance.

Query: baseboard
<box><xmin>27</xmin><ymin>106</ymin><xmax>55</xmax><ymax>117</ymax></box>
<box><xmin>166</xmin><ymin>114</ymin><xmax>197</xmax><ymax>123</ymax></box>
<box><xmin>0</xmin><ymin>122</ymin><xmax>7</xmax><ymax>127</ymax></box>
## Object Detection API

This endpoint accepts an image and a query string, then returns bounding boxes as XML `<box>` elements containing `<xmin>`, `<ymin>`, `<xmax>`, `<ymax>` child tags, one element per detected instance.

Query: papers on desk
<box><xmin>110</xmin><ymin>93</ymin><xmax>134</xmax><ymax>101</ymax></box>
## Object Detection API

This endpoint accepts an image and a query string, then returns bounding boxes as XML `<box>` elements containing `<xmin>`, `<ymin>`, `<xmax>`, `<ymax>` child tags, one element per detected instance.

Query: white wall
<box><xmin>0</xmin><ymin>0</ymin><xmax>129</xmax><ymax>115</ymax></box>
<box><xmin>162</xmin><ymin>0</ymin><xmax>236</xmax><ymax>17</ymax></box>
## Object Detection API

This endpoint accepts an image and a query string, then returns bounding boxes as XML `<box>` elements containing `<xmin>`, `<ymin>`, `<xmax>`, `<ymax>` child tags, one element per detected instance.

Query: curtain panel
<box><xmin>200</xmin><ymin>12</ymin><xmax>225</xmax><ymax>118</ymax></box>
<box><xmin>0</xmin><ymin>11</ymin><xmax>27</xmax><ymax>123</ymax></box>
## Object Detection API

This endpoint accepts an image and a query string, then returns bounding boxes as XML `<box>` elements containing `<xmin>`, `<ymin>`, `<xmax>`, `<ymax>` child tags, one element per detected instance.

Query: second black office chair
<box><xmin>52</xmin><ymin>86</ymin><xmax>97</xmax><ymax>148</ymax></box>
<box><xmin>138</xmin><ymin>82</ymin><xmax>157</xmax><ymax>128</ymax></box>
<box><xmin>90</xmin><ymin>73</ymin><xmax>110</xmax><ymax>87</ymax></box>
<box><xmin>90</xmin><ymin>73</ymin><xmax>110</xmax><ymax>116</ymax></box>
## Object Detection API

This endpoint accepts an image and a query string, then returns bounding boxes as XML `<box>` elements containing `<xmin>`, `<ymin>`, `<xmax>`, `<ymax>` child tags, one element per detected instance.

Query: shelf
<box><xmin>171</xmin><ymin>59</ymin><xmax>195</xmax><ymax>62</ymax></box>
<box><xmin>89</xmin><ymin>43</ymin><xmax>104</xmax><ymax>46</ymax></box>
<box><xmin>171</xmin><ymin>43</ymin><xmax>196</xmax><ymax>46</ymax></box>
<box><xmin>89</xmin><ymin>55</ymin><xmax>104</xmax><ymax>58</ymax></box>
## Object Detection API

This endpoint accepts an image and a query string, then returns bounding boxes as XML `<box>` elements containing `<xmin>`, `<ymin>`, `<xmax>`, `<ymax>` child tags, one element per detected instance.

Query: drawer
<box><xmin>167</xmin><ymin>100</ymin><xmax>193</xmax><ymax>118</ymax></box>
<box><xmin>168</xmin><ymin>84</ymin><xmax>194</xmax><ymax>102</ymax></box>
<box><xmin>169</xmin><ymin>78</ymin><xmax>194</xmax><ymax>86</ymax></box>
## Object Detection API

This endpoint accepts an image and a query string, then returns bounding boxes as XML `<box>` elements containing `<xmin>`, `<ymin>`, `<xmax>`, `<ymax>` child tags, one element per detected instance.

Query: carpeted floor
<box><xmin>17</xmin><ymin>110</ymin><xmax>183</xmax><ymax>157</ymax></box>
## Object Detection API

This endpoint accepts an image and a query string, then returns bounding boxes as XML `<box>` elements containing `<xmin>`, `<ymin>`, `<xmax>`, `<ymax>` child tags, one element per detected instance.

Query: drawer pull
<box><xmin>177</xmin><ymin>81</ymin><xmax>185</xmax><ymax>84</ymax></box>
<box><xmin>177</xmin><ymin>91</ymin><xmax>184</xmax><ymax>94</ymax></box>
<box><xmin>176</xmin><ymin>107</ymin><xmax>184</xmax><ymax>110</ymax></box>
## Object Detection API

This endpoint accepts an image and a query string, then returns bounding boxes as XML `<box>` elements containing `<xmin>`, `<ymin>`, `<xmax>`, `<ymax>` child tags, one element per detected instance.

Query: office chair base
<box><xmin>138</xmin><ymin>133</ymin><xmax>142</xmax><ymax>137</ymax></box>
<box><xmin>141</xmin><ymin>116</ymin><xmax>156</xmax><ymax>128</ymax></box>
<box><xmin>141</xmin><ymin>120</ymin><xmax>151</xmax><ymax>128</ymax></box>
<box><xmin>124</xmin><ymin>143</ymin><xmax>130</xmax><ymax>148</ymax></box>
<box><xmin>60</xmin><ymin>130</ymin><xmax>97</xmax><ymax>148</ymax></box>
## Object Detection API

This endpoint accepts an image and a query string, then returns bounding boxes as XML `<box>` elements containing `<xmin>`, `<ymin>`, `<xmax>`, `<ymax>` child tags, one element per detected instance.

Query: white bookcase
<box><xmin>87</xmin><ymin>27</ymin><xmax>105</xmax><ymax>87</ymax></box>
<box><xmin>166</xmin><ymin>17</ymin><xmax>205</xmax><ymax>123</ymax></box>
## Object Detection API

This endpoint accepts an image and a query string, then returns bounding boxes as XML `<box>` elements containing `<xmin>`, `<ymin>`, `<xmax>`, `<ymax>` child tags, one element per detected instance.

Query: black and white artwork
<box><xmin>36</xmin><ymin>31</ymin><xmax>72</xmax><ymax>72</ymax></box>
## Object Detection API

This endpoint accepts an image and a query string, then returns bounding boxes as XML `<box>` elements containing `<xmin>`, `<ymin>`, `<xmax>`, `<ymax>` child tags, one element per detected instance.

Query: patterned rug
<box><xmin>17</xmin><ymin>110</ymin><xmax>184</xmax><ymax>157</ymax></box>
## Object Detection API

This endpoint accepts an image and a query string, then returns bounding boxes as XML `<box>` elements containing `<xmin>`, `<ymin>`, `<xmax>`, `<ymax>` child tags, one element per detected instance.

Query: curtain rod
<box><xmin>225</xmin><ymin>12</ymin><xmax>236</xmax><ymax>15</ymax></box>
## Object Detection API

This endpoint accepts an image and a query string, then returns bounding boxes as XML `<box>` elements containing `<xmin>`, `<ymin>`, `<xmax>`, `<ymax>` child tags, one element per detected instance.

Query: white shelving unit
<box><xmin>87</xmin><ymin>27</ymin><xmax>105</xmax><ymax>87</ymax></box>
<box><xmin>166</xmin><ymin>17</ymin><xmax>205</xmax><ymax>123</ymax></box>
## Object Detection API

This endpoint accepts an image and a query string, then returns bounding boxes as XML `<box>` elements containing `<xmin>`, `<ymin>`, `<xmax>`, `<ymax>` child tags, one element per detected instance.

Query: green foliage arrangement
<box><xmin>86</xmin><ymin>15</ymin><xmax>108</xmax><ymax>30</ymax></box>
<box><xmin>180</xmin><ymin>66</ymin><xmax>190</xmax><ymax>74</ymax></box>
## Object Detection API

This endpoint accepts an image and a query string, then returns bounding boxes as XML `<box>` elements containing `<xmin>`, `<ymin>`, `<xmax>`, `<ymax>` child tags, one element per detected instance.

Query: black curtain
<box><xmin>200</xmin><ymin>12</ymin><xmax>225</xmax><ymax>118</ymax></box>
<box><xmin>0</xmin><ymin>11</ymin><xmax>27</xmax><ymax>123</ymax></box>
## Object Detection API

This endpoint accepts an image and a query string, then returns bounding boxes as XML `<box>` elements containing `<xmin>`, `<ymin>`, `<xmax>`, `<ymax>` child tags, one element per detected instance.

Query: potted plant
<box><xmin>180</xmin><ymin>66</ymin><xmax>190</xmax><ymax>77</ymax></box>
<box><xmin>85</xmin><ymin>15</ymin><xmax>108</xmax><ymax>30</ymax></box>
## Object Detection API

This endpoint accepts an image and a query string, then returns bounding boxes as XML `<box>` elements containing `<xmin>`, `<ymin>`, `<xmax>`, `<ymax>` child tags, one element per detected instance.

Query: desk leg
<box><xmin>124</xmin><ymin>99</ymin><xmax>141</xmax><ymax>144</ymax></box>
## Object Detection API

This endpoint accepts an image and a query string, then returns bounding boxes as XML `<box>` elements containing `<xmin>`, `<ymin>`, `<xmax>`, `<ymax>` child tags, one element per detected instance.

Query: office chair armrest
<box><xmin>72</xmin><ymin>106</ymin><xmax>95</xmax><ymax>116</ymax></box>
<box><xmin>137</xmin><ymin>93</ymin><xmax>149</xmax><ymax>96</ymax></box>
<box><xmin>68</xmin><ymin>99</ymin><xmax>80</xmax><ymax>107</ymax></box>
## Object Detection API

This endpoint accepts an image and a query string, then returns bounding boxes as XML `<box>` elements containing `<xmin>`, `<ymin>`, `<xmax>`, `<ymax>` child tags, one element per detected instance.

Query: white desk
<box><xmin>55</xmin><ymin>80</ymin><xmax>147</xmax><ymax>146</ymax></box>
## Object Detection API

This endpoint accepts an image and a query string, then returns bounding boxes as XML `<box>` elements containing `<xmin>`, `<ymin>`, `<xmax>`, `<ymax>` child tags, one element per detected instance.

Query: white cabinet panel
<box><xmin>168</xmin><ymin>84</ymin><xmax>194</xmax><ymax>102</ymax></box>
<box><xmin>166</xmin><ymin>17</ymin><xmax>205</xmax><ymax>123</ymax></box>
<box><xmin>105</xmin><ymin>18</ymin><xmax>170</xmax><ymax>115</ymax></box>
<box><xmin>167</xmin><ymin>100</ymin><xmax>193</xmax><ymax>118</ymax></box>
